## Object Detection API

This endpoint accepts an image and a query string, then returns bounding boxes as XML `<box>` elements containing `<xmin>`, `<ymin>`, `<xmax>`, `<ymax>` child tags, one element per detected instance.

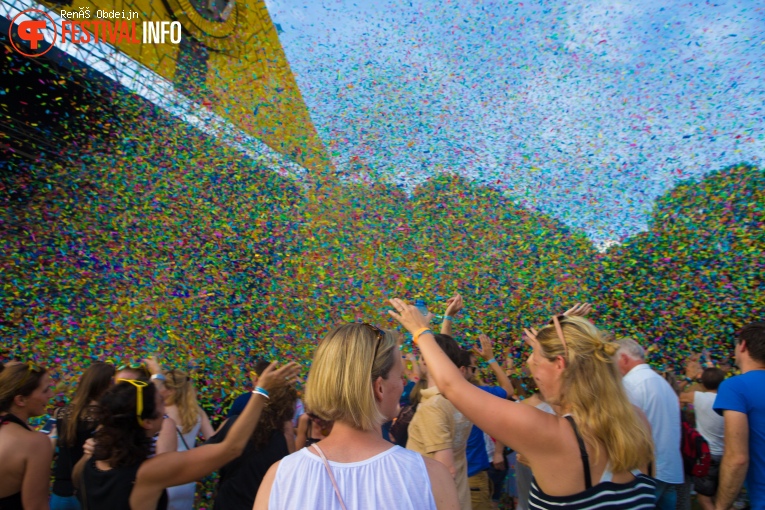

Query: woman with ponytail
<box><xmin>160</xmin><ymin>369</ymin><xmax>215</xmax><ymax>510</ymax></box>
<box><xmin>0</xmin><ymin>362</ymin><xmax>54</xmax><ymax>510</ymax></box>
<box><xmin>389</xmin><ymin>299</ymin><xmax>656</xmax><ymax>510</ymax></box>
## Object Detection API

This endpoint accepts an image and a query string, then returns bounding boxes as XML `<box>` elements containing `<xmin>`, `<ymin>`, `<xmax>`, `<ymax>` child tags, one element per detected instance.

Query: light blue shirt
<box><xmin>623</xmin><ymin>363</ymin><xmax>684</xmax><ymax>484</ymax></box>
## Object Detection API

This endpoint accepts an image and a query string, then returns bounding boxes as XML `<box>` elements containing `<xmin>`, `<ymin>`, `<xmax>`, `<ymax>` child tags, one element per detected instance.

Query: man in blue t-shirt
<box><xmin>464</xmin><ymin>335</ymin><xmax>514</xmax><ymax>510</ymax></box>
<box><xmin>714</xmin><ymin>321</ymin><xmax>765</xmax><ymax>510</ymax></box>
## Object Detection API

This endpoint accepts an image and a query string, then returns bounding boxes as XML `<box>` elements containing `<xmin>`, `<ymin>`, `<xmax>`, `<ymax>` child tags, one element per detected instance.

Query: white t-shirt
<box><xmin>623</xmin><ymin>364</ymin><xmax>684</xmax><ymax>484</ymax></box>
<box><xmin>694</xmin><ymin>391</ymin><xmax>725</xmax><ymax>457</ymax></box>
<box><xmin>269</xmin><ymin>445</ymin><xmax>437</xmax><ymax>510</ymax></box>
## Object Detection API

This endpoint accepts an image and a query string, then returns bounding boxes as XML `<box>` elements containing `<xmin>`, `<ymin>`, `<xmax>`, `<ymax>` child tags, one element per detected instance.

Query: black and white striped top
<box><xmin>529</xmin><ymin>474</ymin><xmax>656</xmax><ymax>509</ymax></box>
<box><xmin>528</xmin><ymin>416</ymin><xmax>656</xmax><ymax>509</ymax></box>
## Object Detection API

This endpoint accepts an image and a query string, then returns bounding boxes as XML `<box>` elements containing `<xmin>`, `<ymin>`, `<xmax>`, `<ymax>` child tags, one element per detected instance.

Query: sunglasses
<box><xmin>523</xmin><ymin>315</ymin><xmax>570</xmax><ymax>363</ymax></box>
<box><xmin>115</xmin><ymin>378</ymin><xmax>148</xmax><ymax>426</ymax></box>
<box><xmin>117</xmin><ymin>362</ymin><xmax>151</xmax><ymax>377</ymax></box>
<box><xmin>361</xmin><ymin>323</ymin><xmax>386</xmax><ymax>368</ymax></box>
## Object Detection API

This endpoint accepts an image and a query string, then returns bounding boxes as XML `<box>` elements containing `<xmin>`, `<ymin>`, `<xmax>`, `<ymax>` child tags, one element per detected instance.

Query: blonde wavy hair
<box><xmin>164</xmin><ymin>369</ymin><xmax>201</xmax><ymax>434</ymax></box>
<box><xmin>534</xmin><ymin>316</ymin><xmax>654</xmax><ymax>472</ymax></box>
<box><xmin>305</xmin><ymin>323</ymin><xmax>397</xmax><ymax>431</ymax></box>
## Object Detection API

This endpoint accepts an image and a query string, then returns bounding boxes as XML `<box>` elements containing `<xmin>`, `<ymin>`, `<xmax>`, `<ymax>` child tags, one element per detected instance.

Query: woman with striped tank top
<box><xmin>389</xmin><ymin>298</ymin><xmax>656</xmax><ymax>510</ymax></box>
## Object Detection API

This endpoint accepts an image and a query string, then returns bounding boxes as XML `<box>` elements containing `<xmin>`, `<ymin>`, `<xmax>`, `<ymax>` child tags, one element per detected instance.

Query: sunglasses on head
<box><xmin>523</xmin><ymin>315</ymin><xmax>570</xmax><ymax>363</ymax></box>
<box><xmin>18</xmin><ymin>361</ymin><xmax>44</xmax><ymax>386</ymax></box>
<box><xmin>115</xmin><ymin>378</ymin><xmax>148</xmax><ymax>426</ymax></box>
<box><xmin>117</xmin><ymin>362</ymin><xmax>150</xmax><ymax>376</ymax></box>
<box><xmin>361</xmin><ymin>323</ymin><xmax>386</xmax><ymax>368</ymax></box>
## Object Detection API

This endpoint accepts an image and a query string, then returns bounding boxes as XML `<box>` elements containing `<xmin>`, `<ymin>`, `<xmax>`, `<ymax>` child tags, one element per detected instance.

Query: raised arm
<box><xmin>439</xmin><ymin>294</ymin><xmax>463</xmax><ymax>336</ymax></box>
<box><xmin>155</xmin><ymin>414</ymin><xmax>178</xmax><ymax>454</ymax></box>
<box><xmin>472</xmin><ymin>334</ymin><xmax>514</xmax><ymax>397</ymax></box>
<box><xmin>389</xmin><ymin>299</ymin><xmax>563</xmax><ymax>459</ymax></box>
<box><xmin>135</xmin><ymin>362</ymin><xmax>300</xmax><ymax>496</ymax></box>
<box><xmin>144</xmin><ymin>356</ymin><xmax>167</xmax><ymax>393</ymax></box>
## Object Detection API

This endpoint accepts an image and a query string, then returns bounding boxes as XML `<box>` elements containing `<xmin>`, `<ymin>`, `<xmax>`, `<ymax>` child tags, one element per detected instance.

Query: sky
<box><xmin>265</xmin><ymin>0</ymin><xmax>765</xmax><ymax>244</ymax></box>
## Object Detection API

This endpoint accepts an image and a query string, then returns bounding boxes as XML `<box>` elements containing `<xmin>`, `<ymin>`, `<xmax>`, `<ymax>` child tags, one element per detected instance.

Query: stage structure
<box><xmin>2</xmin><ymin>0</ymin><xmax>331</xmax><ymax>176</ymax></box>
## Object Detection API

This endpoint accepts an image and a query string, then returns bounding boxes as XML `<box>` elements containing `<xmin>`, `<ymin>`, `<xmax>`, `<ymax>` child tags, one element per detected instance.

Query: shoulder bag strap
<box><xmin>311</xmin><ymin>444</ymin><xmax>347</xmax><ymax>510</ymax></box>
<box><xmin>176</xmin><ymin>426</ymin><xmax>191</xmax><ymax>451</ymax></box>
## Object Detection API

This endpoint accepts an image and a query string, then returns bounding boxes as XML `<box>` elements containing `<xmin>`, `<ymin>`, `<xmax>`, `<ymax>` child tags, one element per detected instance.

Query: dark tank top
<box><xmin>81</xmin><ymin>458</ymin><xmax>168</xmax><ymax>510</ymax></box>
<box><xmin>0</xmin><ymin>413</ymin><xmax>31</xmax><ymax>510</ymax></box>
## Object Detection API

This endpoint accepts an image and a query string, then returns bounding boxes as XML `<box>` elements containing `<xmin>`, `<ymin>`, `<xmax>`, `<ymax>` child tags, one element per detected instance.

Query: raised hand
<box><xmin>444</xmin><ymin>294</ymin><xmax>464</xmax><ymax>317</ymax></box>
<box><xmin>563</xmin><ymin>303</ymin><xmax>592</xmax><ymax>317</ymax></box>
<box><xmin>388</xmin><ymin>298</ymin><xmax>430</xmax><ymax>334</ymax></box>
<box><xmin>143</xmin><ymin>356</ymin><xmax>163</xmax><ymax>376</ymax></box>
<box><xmin>83</xmin><ymin>437</ymin><xmax>96</xmax><ymax>456</ymax></box>
<box><xmin>255</xmin><ymin>362</ymin><xmax>300</xmax><ymax>393</ymax></box>
<box><xmin>472</xmin><ymin>334</ymin><xmax>495</xmax><ymax>361</ymax></box>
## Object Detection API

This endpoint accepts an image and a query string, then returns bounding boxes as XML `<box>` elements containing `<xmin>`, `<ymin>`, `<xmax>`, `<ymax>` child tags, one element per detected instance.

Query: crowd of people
<box><xmin>0</xmin><ymin>296</ymin><xmax>762</xmax><ymax>510</ymax></box>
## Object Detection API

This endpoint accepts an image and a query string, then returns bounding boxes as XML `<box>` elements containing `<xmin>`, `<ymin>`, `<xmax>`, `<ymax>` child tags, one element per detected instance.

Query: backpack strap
<box><xmin>311</xmin><ymin>443</ymin><xmax>347</xmax><ymax>510</ymax></box>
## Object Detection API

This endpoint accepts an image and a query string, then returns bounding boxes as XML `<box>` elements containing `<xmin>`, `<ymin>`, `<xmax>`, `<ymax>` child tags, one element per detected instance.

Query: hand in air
<box><xmin>388</xmin><ymin>298</ymin><xmax>431</xmax><ymax>334</ymax></box>
<box><xmin>472</xmin><ymin>334</ymin><xmax>495</xmax><ymax>361</ymax></box>
<box><xmin>444</xmin><ymin>294</ymin><xmax>464</xmax><ymax>316</ymax></box>
<box><xmin>562</xmin><ymin>303</ymin><xmax>592</xmax><ymax>317</ymax></box>
<box><xmin>254</xmin><ymin>362</ymin><xmax>301</xmax><ymax>393</ymax></box>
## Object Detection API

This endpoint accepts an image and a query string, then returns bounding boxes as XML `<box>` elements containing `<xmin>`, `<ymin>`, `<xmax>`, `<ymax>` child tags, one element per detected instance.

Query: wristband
<box><xmin>412</xmin><ymin>328</ymin><xmax>433</xmax><ymax>345</ymax></box>
<box><xmin>150</xmin><ymin>373</ymin><xmax>166</xmax><ymax>382</ymax></box>
<box><xmin>252</xmin><ymin>388</ymin><xmax>270</xmax><ymax>400</ymax></box>
<box><xmin>487</xmin><ymin>358</ymin><xmax>497</xmax><ymax>365</ymax></box>
<box><xmin>443</xmin><ymin>315</ymin><xmax>453</xmax><ymax>322</ymax></box>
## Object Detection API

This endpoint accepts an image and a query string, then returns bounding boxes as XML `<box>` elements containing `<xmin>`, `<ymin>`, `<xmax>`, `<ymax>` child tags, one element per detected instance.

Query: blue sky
<box><xmin>266</xmin><ymin>0</ymin><xmax>765</xmax><ymax>244</ymax></box>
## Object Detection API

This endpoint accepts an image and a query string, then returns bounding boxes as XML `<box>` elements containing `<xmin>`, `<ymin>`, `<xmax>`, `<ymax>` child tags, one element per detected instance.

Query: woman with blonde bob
<box><xmin>389</xmin><ymin>300</ymin><xmax>657</xmax><ymax>509</ymax></box>
<box><xmin>254</xmin><ymin>323</ymin><xmax>458</xmax><ymax>510</ymax></box>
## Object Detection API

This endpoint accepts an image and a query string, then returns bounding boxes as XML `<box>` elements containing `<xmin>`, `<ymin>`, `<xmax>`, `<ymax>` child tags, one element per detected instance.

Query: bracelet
<box><xmin>443</xmin><ymin>315</ymin><xmax>453</xmax><ymax>322</ymax></box>
<box><xmin>252</xmin><ymin>388</ymin><xmax>270</xmax><ymax>400</ymax></box>
<box><xmin>487</xmin><ymin>358</ymin><xmax>497</xmax><ymax>365</ymax></box>
<box><xmin>150</xmin><ymin>373</ymin><xmax>166</xmax><ymax>382</ymax></box>
<box><xmin>412</xmin><ymin>328</ymin><xmax>433</xmax><ymax>345</ymax></box>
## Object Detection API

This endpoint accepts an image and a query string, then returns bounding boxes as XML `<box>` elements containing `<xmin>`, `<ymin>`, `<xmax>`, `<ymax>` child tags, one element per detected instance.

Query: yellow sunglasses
<box><xmin>115</xmin><ymin>379</ymin><xmax>148</xmax><ymax>426</ymax></box>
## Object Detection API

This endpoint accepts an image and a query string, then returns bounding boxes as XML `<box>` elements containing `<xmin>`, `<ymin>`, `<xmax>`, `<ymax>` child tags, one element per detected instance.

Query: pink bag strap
<box><xmin>311</xmin><ymin>443</ymin><xmax>347</xmax><ymax>510</ymax></box>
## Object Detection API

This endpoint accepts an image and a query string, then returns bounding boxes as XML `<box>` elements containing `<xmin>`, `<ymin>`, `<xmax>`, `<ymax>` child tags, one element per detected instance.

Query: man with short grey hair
<box><xmin>616</xmin><ymin>337</ymin><xmax>684</xmax><ymax>510</ymax></box>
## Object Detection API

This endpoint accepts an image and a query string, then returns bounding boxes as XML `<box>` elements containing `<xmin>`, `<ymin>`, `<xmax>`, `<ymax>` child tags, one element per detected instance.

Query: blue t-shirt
<box><xmin>400</xmin><ymin>380</ymin><xmax>416</xmax><ymax>407</ymax></box>
<box><xmin>228</xmin><ymin>392</ymin><xmax>251</xmax><ymax>418</ymax></box>
<box><xmin>466</xmin><ymin>386</ymin><xmax>507</xmax><ymax>477</ymax></box>
<box><xmin>714</xmin><ymin>370</ymin><xmax>765</xmax><ymax>509</ymax></box>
